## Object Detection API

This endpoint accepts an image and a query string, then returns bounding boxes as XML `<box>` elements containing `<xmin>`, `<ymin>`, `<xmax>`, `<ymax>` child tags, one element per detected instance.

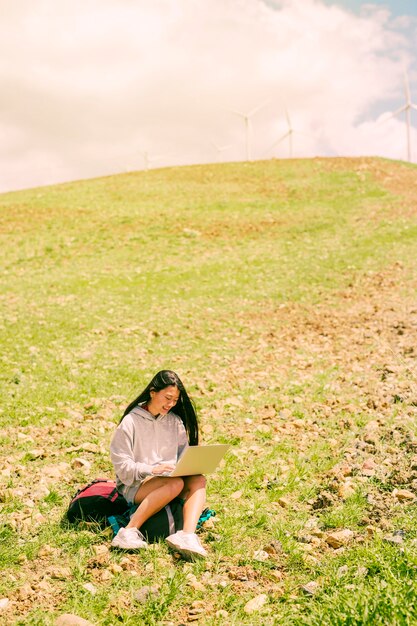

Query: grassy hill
<box><xmin>1</xmin><ymin>156</ymin><xmax>417</xmax><ymax>625</ymax></box>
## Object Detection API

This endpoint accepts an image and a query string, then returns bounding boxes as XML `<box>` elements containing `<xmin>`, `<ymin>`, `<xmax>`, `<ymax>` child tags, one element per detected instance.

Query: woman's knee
<box><xmin>134</xmin><ymin>476</ymin><xmax>184</xmax><ymax>503</ymax></box>
<box><xmin>168</xmin><ymin>476</ymin><xmax>184</xmax><ymax>497</ymax></box>
<box><xmin>185</xmin><ymin>474</ymin><xmax>206</xmax><ymax>491</ymax></box>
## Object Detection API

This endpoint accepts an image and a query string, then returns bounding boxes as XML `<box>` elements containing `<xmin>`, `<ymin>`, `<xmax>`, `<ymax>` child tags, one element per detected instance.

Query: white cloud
<box><xmin>0</xmin><ymin>0</ymin><xmax>416</xmax><ymax>192</ymax></box>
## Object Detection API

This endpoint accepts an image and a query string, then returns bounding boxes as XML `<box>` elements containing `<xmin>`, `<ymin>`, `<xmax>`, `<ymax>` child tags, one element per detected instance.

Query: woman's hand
<box><xmin>151</xmin><ymin>463</ymin><xmax>175</xmax><ymax>475</ymax></box>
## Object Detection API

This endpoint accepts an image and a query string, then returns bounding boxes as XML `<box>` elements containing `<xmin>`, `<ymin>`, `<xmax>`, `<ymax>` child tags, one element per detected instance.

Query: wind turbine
<box><xmin>227</xmin><ymin>100</ymin><xmax>270</xmax><ymax>161</ymax></box>
<box><xmin>281</xmin><ymin>108</ymin><xmax>294</xmax><ymax>158</ymax></box>
<box><xmin>139</xmin><ymin>150</ymin><xmax>168</xmax><ymax>171</ymax></box>
<box><xmin>380</xmin><ymin>70</ymin><xmax>417</xmax><ymax>162</ymax></box>
<box><xmin>211</xmin><ymin>141</ymin><xmax>232</xmax><ymax>161</ymax></box>
<box><xmin>264</xmin><ymin>108</ymin><xmax>314</xmax><ymax>159</ymax></box>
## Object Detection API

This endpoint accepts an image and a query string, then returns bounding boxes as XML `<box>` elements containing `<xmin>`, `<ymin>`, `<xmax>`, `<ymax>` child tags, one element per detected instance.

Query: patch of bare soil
<box><xmin>315</xmin><ymin>156</ymin><xmax>417</xmax><ymax>218</ymax></box>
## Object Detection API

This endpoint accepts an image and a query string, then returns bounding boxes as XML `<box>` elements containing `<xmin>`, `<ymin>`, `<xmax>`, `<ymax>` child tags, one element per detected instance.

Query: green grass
<box><xmin>1</xmin><ymin>156</ymin><xmax>417</xmax><ymax>624</ymax></box>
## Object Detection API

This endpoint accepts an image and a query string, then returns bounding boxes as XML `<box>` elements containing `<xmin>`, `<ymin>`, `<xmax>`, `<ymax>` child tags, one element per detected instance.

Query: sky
<box><xmin>1</xmin><ymin>0</ymin><xmax>417</xmax><ymax>193</ymax></box>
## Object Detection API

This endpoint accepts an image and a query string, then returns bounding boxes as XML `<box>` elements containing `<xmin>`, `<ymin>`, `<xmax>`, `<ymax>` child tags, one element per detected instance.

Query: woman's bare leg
<box><xmin>181</xmin><ymin>474</ymin><xmax>207</xmax><ymax>533</ymax></box>
<box><xmin>127</xmin><ymin>476</ymin><xmax>184</xmax><ymax>529</ymax></box>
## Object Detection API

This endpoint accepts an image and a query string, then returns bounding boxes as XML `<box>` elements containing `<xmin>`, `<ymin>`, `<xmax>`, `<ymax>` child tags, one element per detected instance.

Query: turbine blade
<box><xmin>404</xmin><ymin>69</ymin><xmax>411</xmax><ymax>103</ymax></box>
<box><xmin>264</xmin><ymin>131</ymin><xmax>290</xmax><ymax>155</ymax></box>
<box><xmin>284</xmin><ymin>108</ymin><xmax>292</xmax><ymax>130</ymax></box>
<box><xmin>226</xmin><ymin>107</ymin><xmax>245</xmax><ymax>118</ymax></box>
<box><xmin>247</xmin><ymin>99</ymin><xmax>270</xmax><ymax>117</ymax></box>
<box><xmin>293</xmin><ymin>130</ymin><xmax>314</xmax><ymax>139</ymax></box>
<box><xmin>378</xmin><ymin>106</ymin><xmax>407</xmax><ymax>124</ymax></box>
<box><xmin>211</xmin><ymin>142</ymin><xmax>232</xmax><ymax>152</ymax></box>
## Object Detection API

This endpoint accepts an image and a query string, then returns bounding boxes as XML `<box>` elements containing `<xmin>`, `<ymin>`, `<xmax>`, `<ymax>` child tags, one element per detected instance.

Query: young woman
<box><xmin>110</xmin><ymin>370</ymin><xmax>207</xmax><ymax>559</ymax></box>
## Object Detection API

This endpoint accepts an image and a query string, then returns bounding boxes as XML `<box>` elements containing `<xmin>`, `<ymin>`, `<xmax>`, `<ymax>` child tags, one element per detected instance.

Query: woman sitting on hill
<box><xmin>110</xmin><ymin>369</ymin><xmax>207</xmax><ymax>559</ymax></box>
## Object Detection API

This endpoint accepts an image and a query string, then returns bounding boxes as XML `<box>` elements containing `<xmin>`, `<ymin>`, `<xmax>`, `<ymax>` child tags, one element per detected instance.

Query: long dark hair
<box><xmin>121</xmin><ymin>370</ymin><xmax>199</xmax><ymax>445</ymax></box>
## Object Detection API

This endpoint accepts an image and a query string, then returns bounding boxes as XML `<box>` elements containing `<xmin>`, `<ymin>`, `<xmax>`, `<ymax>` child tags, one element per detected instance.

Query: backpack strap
<box><xmin>72</xmin><ymin>478</ymin><xmax>113</xmax><ymax>499</ymax></box>
<box><xmin>165</xmin><ymin>504</ymin><xmax>176</xmax><ymax>535</ymax></box>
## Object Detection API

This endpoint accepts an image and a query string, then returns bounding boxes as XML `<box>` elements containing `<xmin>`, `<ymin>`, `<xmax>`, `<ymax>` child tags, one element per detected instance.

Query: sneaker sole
<box><xmin>165</xmin><ymin>539</ymin><xmax>207</xmax><ymax>560</ymax></box>
<box><xmin>111</xmin><ymin>541</ymin><xmax>148</xmax><ymax>550</ymax></box>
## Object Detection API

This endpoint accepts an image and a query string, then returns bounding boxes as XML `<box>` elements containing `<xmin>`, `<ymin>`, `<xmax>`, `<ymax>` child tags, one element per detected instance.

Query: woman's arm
<box><xmin>177</xmin><ymin>418</ymin><xmax>189</xmax><ymax>459</ymax></box>
<box><xmin>110</xmin><ymin>419</ymin><xmax>154</xmax><ymax>486</ymax></box>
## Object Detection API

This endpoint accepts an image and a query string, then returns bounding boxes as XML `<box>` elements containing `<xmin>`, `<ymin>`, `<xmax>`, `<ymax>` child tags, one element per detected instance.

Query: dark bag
<box><xmin>108</xmin><ymin>497</ymin><xmax>184</xmax><ymax>542</ymax></box>
<box><xmin>66</xmin><ymin>479</ymin><xmax>129</xmax><ymax>524</ymax></box>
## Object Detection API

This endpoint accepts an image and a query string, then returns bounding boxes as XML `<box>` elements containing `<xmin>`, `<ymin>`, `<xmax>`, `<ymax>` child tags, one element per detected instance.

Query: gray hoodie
<box><xmin>110</xmin><ymin>405</ymin><xmax>188</xmax><ymax>503</ymax></box>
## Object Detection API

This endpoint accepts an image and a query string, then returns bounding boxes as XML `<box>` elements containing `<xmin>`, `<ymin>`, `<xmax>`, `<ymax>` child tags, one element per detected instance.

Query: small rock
<box><xmin>366</xmin><ymin>525</ymin><xmax>379</xmax><ymax>537</ymax></box>
<box><xmin>108</xmin><ymin>563</ymin><xmax>123</xmax><ymax>574</ymax></box>
<box><xmin>38</xmin><ymin>544</ymin><xmax>55</xmax><ymax>557</ymax></box>
<box><xmin>361</xmin><ymin>466</ymin><xmax>376</xmax><ymax>477</ymax></box>
<box><xmin>364</xmin><ymin>420</ymin><xmax>379</xmax><ymax>432</ymax></box>
<box><xmin>134</xmin><ymin>585</ymin><xmax>159</xmax><ymax>603</ymax></box>
<box><xmin>362</xmin><ymin>458</ymin><xmax>376</xmax><ymax>470</ymax></box>
<box><xmin>17</xmin><ymin>583</ymin><xmax>34</xmax><ymax>599</ymax></box>
<box><xmin>310</xmin><ymin>490</ymin><xmax>334</xmax><ymax>510</ymax></box>
<box><xmin>33</xmin><ymin>484</ymin><xmax>51</xmax><ymax>499</ymax></box>
<box><xmin>298</xmin><ymin>534</ymin><xmax>314</xmax><ymax>544</ymax></box>
<box><xmin>356</xmin><ymin>566</ymin><xmax>368</xmax><ymax>577</ymax></box>
<box><xmin>82</xmin><ymin>583</ymin><xmax>97</xmax><ymax>595</ymax></box>
<box><xmin>27</xmin><ymin>449</ymin><xmax>45</xmax><ymax>459</ymax></box>
<box><xmin>119</xmin><ymin>556</ymin><xmax>135</xmax><ymax>570</ymax></box>
<box><xmin>71</xmin><ymin>458</ymin><xmax>92</xmax><ymax>472</ymax></box>
<box><xmin>182</xmin><ymin>228</ymin><xmax>201</xmax><ymax>238</ymax></box>
<box><xmin>253</xmin><ymin>549</ymin><xmax>269</xmax><ymax>562</ymax></box>
<box><xmin>393</xmin><ymin>489</ymin><xmax>416</xmax><ymax>502</ymax></box>
<box><xmin>190</xmin><ymin>600</ymin><xmax>205</xmax><ymax>608</ymax></box>
<box><xmin>326</xmin><ymin>529</ymin><xmax>354</xmax><ymax>549</ymax></box>
<box><xmin>98</xmin><ymin>569</ymin><xmax>113</xmax><ymax>582</ymax></box>
<box><xmin>230</xmin><ymin>490</ymin><xmax>243</xmax><ymax>500</ymax></box>
<box><xmin>264</xmin><ymin>540</ymin><xmax>283</xmax><ymax>555</ymax></box>
<box><xmin>93</xmin><ymin>544</ymin><xmax>109</xmax><ymax>557</ymax></box>
<box><xmin>55</xmin><ymin>615</ymin><xmax>95</xmax><ymax>626</ymax></box>
<box><xmin>244</xmin><ymin>593</ymin><xmax>268</xmax><ymax>613</ymax></box>
<box><xmin>0</xmin><ymin>598</ymin><xmax>9</xmax><ymax>611</ymax></box>
<box><xmin>49</xmin><ymin>567</ymin><xmax>72</xmax><ymax>580</ymax></box>
<box><xmin>337</xmin><ymin>565</ymin><xmax>348</xmax><ymax>578</ymax></box>
<box><xmin>188</xmin><ymin>607</ymin><xmax>205</xmax><ymax>616</ymax></box>
<box><xmin>384</xmin><ymin>534</ymin><xmax>404</xmax><ymax>546</ymax></box>
<box><xmin>301</xmin><ymin>581</ymin><xmax>319</xmax><ymax>595</ymax></box>
<box><xmin>304</xmin><ymin>517</ymin><xmax>320</xmax><ymax>530</ymax></box>
<box><xmin>300</xmin><ymin>542</ymin><xmax>314</xmax><ymax>552</ymax></box>
<box><xmin>215</xmin><ymin>610</ymin><xmax>229</xmax><ymax>618</ymax></box>
<box><xmin>186</xmin><ymin>573</ymin><xmax>205</xmax><ymax>591</ymax></box>
<box><xmin>331</xmin><ymin>463</ymin><xmax>353</xmax><ymax>477</ymax></box>
<box><xmin>76</xmin><ymin>443</ymin><xmax>99</xmax><ymax>453</ymax></box>
<box><xmin>276</xmin><ymin>497</ymin><xmax>290</xmax><ymax>508</ymax></box>
<box><xmin>338</xmin><ymin>481</ymin><xmax>356</xmax><ymax>499</ymax></box>
<box><xmin>188</xmin><ymin>600</ymin><xmax>206</xmax><ymax>621</ymax></box>
<box><xmin>36</xmin><ymin>574</ymin><xmax>53</xmax><ymax>594</ymax></box>
<box><xmin>43</xmin><ymin>463</ymin><xmax>71</xmax><ymax>479</ymax></box>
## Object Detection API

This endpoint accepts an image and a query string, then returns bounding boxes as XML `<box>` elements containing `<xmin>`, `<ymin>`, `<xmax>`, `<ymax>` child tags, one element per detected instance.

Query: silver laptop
<box><xmin>169</xmin><ymin>444</ymin><xmax>230</xmax><ymax>477</ymax></box>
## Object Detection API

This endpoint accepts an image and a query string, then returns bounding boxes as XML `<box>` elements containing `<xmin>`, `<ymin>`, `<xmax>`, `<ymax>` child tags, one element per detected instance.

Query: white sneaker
<box><xmin>111</xmin><ymin>526</ymin><xmax>148</xmax><ymax>550</ymax></box>
<box><xmin>166</xmin><ymin>531</ymin><xmax>207</xmax><ymax>560</ymax></box>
